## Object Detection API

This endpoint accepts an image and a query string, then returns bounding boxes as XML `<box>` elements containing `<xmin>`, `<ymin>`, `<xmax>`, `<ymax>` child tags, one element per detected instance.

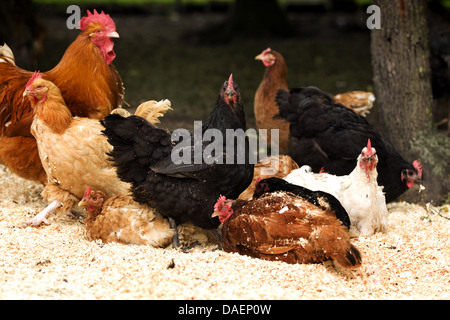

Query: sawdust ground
<box><xmin>0</xmin><ymin>164</ymin><xmax>448</xmax><ymax>300</ymax></box>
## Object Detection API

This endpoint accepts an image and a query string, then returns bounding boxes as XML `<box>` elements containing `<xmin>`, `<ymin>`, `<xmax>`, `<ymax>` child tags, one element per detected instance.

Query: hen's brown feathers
<box><xmin>333</xmin><ymin>91</ymin><xmax>375</xmax><ymax>117</ymax></box>
<box><xmin>81</xmin><ymin>190</ymin><xmax>173</xmax><ymax>247</ymax></box>
<box><xmin>254</xmin><ymin>50</ymin><xmax>289</xmax><ymax>153</ymax></box>
<box><xmin>222</xmin><ymin>192</ymin><xmax>361</xmax><ymax>269</ymax></box>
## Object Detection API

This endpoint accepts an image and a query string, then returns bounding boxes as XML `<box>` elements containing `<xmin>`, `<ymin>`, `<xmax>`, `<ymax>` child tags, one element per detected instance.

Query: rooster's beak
<box><xmin>108</xmin><ymin>31</ymin><xmax>120</xmax><ymax>38</ymax></box>
<box><xmin>255</xmin><ymin>53</ymin><xmax>263</xmax><ymax>61</ymax></box>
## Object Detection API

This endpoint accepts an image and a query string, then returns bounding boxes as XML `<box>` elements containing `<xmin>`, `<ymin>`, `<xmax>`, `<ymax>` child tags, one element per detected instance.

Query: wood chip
<box><xmin>0</xmin><ymin>164</ymin><xmax>448</xmax><ymax>299</ymax></box>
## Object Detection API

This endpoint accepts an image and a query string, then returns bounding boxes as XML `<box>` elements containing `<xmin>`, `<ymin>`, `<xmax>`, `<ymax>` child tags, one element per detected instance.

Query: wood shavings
<box><xmin>0</xmin><ymin>164</ymin><xmax>448</xmax><ymax>299</ymax></box>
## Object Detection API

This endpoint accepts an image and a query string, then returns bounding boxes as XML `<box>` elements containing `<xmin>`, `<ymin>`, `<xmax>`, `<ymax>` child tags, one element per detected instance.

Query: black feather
<box><xmin>101</xmin><ymin>78</ymin><xmax>254</xmax><ymax>231</ymax></box>
<box><xmin>275</xmin><ymin>86</ymin><xmax>420</xmax><ymax>203</ymax></box>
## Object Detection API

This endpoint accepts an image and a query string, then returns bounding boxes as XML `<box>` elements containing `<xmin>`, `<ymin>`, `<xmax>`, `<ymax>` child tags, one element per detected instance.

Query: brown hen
<box><xmin>79</xmin><ymin>188</ymin><xmax>173</xmax><ymax>247</ymax></box>
<box><xmin>213</xmin><ymin>192</ymin><xmax>362</xmax><ymax>269</ymax></box>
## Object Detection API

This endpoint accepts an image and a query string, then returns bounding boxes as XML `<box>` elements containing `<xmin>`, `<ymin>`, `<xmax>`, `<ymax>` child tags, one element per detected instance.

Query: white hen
<box><xmin>284</xmin><ymin>139</ymin><xmax>388</xmax><ymax>237</ymax></box>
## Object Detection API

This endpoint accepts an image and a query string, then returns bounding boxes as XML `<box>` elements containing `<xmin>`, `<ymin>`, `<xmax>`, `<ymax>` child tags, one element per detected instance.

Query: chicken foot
<box><xmin>169</xmin><ymin>218</ymin><xmax>181</xmax><ymax>248</ymax></box>
<box><xmin>17</xmin><ymin>200</ymin><xmax>62</xmax><ymax>228</ymax></box>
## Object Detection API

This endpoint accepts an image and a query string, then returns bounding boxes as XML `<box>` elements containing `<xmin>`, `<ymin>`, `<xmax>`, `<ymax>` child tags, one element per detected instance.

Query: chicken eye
<box><xmin>92</xmin><ymin>196</ymin><xmax>97</xmax><ymax>200</ymax></box>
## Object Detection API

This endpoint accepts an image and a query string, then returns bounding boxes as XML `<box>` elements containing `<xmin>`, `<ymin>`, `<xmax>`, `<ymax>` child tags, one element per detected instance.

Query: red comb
<box><xmin>83</xmin><ymin>187</ymin><xmax>92</xmax><ymax>199</ymax></box>
<box><xmin>26</xmin><ymin>71</ymin><xmax>42</xmax><ymax>90</ymax></box>
<box><xmin>214</xmin><ymin>195</ymin><xmax>227</xmax><ymax>213</ymax></box>
<box><xmin>255</xmin><ymin>177</ymin><xmax>262</xmax><ymax>186</ymax></box>
<box><xmin>413</xmin><ymin>160</ymin><xmax>423</xmax><ymax>179</ymax></box>
<box><xmin>365</xmin><ymin>139</ymin><xmax>375</xmax><ymax>157</ymax></box>
<box><xmin>227</xmin><ymin>73</ymin><xmax>233</xmax><ymax>88</ymax></box>
<box><xmin>79</xmin><ymin>9</ymin><xmax>116</xmax><ymax>31</ymax></box>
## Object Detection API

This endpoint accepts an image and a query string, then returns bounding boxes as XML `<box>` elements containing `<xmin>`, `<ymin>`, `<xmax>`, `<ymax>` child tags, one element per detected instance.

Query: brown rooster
<box><xmin>238</xmin><ymin>154</ymin><xmax>298</xmax><ymax>200</ymax></box>
<box><xmin>79</xmin><ymin>188</ymin><xmax>173</xmax><ymax>247</ymax></box>
<box><xmin>254</xmin><ymin>48</ymin><xmax>375</xmax><ymax>153</ymax></box>
<box><xmin>0</xmin><ymin>9</ymin><xmax>124</xmax><ymax>184</ymax></box>
<box><xmin>213</xmin><ymin>192</ymin><xmax>362</xmax><ymax>269</ymax></box>
<box><xmin>18</xmin><ymin>72</ymin><xmax>171</xmax><ymax>227</ymax></box>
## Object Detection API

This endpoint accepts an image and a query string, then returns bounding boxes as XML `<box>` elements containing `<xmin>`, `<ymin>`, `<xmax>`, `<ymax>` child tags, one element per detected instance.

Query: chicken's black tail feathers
<box><xmin>335</xmin><ymin>244</ymin><xmax>362</xmax><ymax>269</ymax></box>
<box><xmin>275</xmin><ymin>87</ymin><xmax>336</xmax><ymax>124</ymax></box>
<box><xmin>101</xmin><ymin>114</ymin><xmax>172</xmax><ymax>186</ymax></box>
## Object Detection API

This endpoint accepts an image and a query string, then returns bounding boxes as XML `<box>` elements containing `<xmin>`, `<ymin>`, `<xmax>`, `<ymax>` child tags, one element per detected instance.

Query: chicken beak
<box><xmin>255</xmin><ymin>53</ymin><xmax>264</xmax><ymax>61</ymax></box>
<box><xmin>78</xmin><ymin>200</ymin><xmax>87</xmax><ymax>207</ymax></box>
<box><xmin>108</xmin><ymin>31</ymin><xmax>120</xmax><ymax>38</ymax></box>
<box><xmin>211</xmin><ymin>211</ymin><xmax>219</xmax><ymax>218</ymax></box>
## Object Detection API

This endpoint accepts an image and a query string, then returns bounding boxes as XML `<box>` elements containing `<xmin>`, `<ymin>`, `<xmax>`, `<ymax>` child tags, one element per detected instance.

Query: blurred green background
<box><xmin>2</xmin><ymin>0</ymin><xmax>449</xmax><ymax>131</ymax></box>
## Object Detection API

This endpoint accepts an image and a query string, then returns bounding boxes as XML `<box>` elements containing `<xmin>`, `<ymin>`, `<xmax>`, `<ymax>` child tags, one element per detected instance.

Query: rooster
<box><xmin>79</xmin><ymin>187</ymin><xmax>173</xmax><ymax>247</ymax></box>
<box><xmin>0</xmin><ymin>9</ymin><xmax>124</xmax><ymax>184</ymax></box>
<box><xmin>212</xmin><ymin>193</ymin><xmax>361</xmax><ymax>269</ymax></box>
<box><xmin>102</xmin><ymin>74</ymin><xmax>254</xmax><ymax>247</ymax></box>
<box><xmin>18</xmin><ymin>72</ymin><xmax>171</xmax><ymax>228</ymax></box>
<box><xmin>284</xmin><ymin>139</ymin><xmax>389</xmax><ymax>237</ymax></box>
<box><xmin>276</xmin><ymin>86</ymin><xmax>423</xmax><ymax>203</ymax></box>
<box><xmin>254</xmin><ymin>48</ymin><xmax>375</xmax><ymax>153</ymax></box>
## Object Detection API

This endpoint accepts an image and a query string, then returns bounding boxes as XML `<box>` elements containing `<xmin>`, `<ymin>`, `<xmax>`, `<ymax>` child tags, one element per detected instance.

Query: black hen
<box><xmin>253</xmin><ymin>177</ymin><xmax>351</xmax><ymax>229</ymax></box>
<box><xmin>101</xmin><ymin>75</ymin><xmax>254</xmax><ymax>245</ymax></box>
<box><xmin>275</xmin><ymin>86</ymin><xmax>422</xmax><ymax>203</ymax></box>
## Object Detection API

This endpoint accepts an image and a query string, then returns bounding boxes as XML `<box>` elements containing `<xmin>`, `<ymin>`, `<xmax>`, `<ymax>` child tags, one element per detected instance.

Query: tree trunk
<box><xmin>371</xmin><ymin>0</ymin><xmax>449</xmax><ymax>204</ymax></box>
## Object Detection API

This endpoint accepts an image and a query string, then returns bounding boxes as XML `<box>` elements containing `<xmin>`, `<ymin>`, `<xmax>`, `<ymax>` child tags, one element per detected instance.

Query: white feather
<box><xmin>284</xmin><ymin>154</ymin><xmax>388</xmax><ymax>237</ymax></box>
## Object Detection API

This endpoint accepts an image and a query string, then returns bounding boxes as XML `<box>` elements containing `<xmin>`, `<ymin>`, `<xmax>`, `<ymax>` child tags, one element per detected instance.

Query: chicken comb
<box><xmin>79</xmin><ymin>9</ymin><xmax>116</xmax><ymax>31</ymax></box>
<box><xmin>227</xmin><ymin>73</ymin><xmax>233</xmax><ymax>88</ymax></box>
<box><xmin>214</xmin><ymin>195</ymin><xmax>227</xmax><ymax>213</ymax></box>
<box><xmin>83</xmin><ymin>187</ymin><xmax>92</xmax><ymax>200</ymax></box>
<box><xmin>413</xmin><ymin>160</ymin><xmax>423</xmax><ymax>179</ymax></box>
<box><xmin>365</xmin><ymin>139</ymin><xmax>375</xmax><ymax>157</ymax></box>
<box><xmin>26</xmin><ymin>71</ymin><xmax>42</xmax><ymax>90</ymax></box>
